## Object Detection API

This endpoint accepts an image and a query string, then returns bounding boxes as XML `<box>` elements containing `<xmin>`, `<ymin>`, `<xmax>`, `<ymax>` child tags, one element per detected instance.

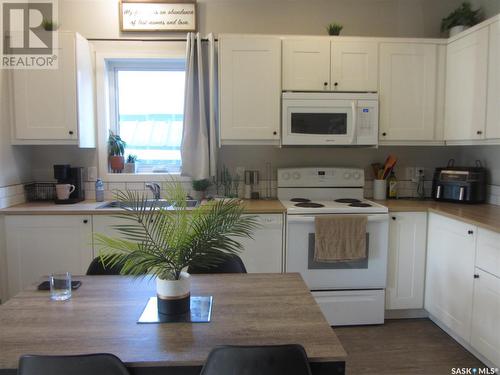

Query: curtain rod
<box><xmin>88</xmin><ymin>38</ymin><xmax>217</xmax><ymax>42</ymax></box>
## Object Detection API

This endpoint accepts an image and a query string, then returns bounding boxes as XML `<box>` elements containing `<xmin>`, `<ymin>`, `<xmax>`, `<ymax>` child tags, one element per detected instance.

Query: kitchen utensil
<box><xmin>382</xmin><ymin>155</ymin><xmax>397</xmax><ymax>179</ymax></box>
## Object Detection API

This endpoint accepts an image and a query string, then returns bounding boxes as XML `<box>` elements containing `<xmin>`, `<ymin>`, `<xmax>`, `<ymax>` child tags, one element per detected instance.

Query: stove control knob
<box><xmin>343</xmin><ymin>172</ymin><xmax>352</xmax><ymax>179</ymax></box>
<box><xmin>282</xmin><ymin>172</ymin><xmax>290</xmax><ymax>180</ymax></box>
<box><xmin>292</xmin><ymin>172</ymin><xmax>301</xmax><ymax>180</ymax></box>
<box><xmin>353</xmin><ymin>172</ymin><xmax>361</xmax><ymax>180</ymax></box>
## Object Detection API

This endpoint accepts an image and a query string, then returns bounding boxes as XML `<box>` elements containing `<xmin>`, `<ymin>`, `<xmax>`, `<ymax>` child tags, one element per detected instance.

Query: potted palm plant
<box><xmin>108</xmin><ymin>131</ymin><xmax>126</xmax><ymax>173</ymax></box>
<box><xmin>441</xmin><ymin>2</ymin><xmax>482</xmax><ymax>37</ymax></box>
<box><xmin>94</xmin><ymin>180</ymin><xmax>258</xmax><ymax>316</ymax></box>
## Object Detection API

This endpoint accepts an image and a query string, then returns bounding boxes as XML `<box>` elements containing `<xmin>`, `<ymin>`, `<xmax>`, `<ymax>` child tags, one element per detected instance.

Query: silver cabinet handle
<box><xmin>436</xmin><ymin>185</ymin><xmax>442</xmax><ymax>199</ymax></box>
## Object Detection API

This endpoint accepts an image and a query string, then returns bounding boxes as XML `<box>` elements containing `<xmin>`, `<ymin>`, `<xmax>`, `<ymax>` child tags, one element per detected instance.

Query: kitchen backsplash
<box><xmin>83</xmin><ymin>177</ymin><xmax>434</xmax><ymax>201</ymax></box>
<box><xmin>0</xmin><ymin>184</ymin><xmax>26</xmax><ymax>209</ymax></box>
<box><xmin>3</xmin><ymin>180</ymin><xmax>499</xmax><ymax>207</ymax></box>
<box><xmin>486</xmin><ymin>185</ymin><xmax>500</xmax><ymax>205</ymax></box>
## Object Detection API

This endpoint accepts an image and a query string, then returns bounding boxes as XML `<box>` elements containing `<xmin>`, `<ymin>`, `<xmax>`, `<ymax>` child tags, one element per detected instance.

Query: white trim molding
<box><xmin>93</xmin><ymin>40</ymin><xmax>188</xmax><ymax>182</ymax></box>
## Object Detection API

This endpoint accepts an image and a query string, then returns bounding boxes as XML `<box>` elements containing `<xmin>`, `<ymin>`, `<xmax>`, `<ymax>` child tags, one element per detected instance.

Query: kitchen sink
<box><xmin>97</xmin><ymin>199</ymin><xmax>199</xmax><ymax>210</ymax></box>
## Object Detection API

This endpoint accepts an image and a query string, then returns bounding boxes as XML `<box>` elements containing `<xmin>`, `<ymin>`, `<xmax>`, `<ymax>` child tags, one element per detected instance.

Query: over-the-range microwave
<box><xmin>281</xmin><ymin>92</ymin><xmax>379</xmax><ymax>146</ymax></box>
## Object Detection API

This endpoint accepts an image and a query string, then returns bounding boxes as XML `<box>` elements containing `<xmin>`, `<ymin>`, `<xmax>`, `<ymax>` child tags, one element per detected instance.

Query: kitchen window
<box><xmin>108</xmin><ymin>59</ymin><xmax>185</xmax><ymax>174</ymax></box>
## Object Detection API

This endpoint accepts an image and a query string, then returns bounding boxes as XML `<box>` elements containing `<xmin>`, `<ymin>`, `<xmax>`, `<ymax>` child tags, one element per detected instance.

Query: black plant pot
<box><xmin>157</xmin><ymin>294</ymin><xmax>191</xmax><ymax>316</ymax></box>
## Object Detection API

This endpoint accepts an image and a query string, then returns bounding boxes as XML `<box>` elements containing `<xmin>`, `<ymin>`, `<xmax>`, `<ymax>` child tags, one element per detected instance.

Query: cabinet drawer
<box><xmin>477</xmin><ymin>228</ymin><xmax>500</xmax><ymax>278</ymax></box>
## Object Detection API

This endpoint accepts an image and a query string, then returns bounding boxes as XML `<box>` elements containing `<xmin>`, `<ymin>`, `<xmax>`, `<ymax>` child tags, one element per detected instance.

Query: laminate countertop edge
<box><xmin>0</xmin><ymin>200</ymin><xmax>287</xmax><ymax>215</ymax></box>
<box><xmin>375</xmin><ymin>199</ymin><xmax>500</xmax><ymax>234</ymax></box>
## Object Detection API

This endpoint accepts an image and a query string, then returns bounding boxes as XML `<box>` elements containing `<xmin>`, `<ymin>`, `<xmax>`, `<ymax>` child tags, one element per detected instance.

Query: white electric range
<box><xmin>278</xmin><ymin>167</ymin><xmax>389</xmax><ymax>326</ymax></box>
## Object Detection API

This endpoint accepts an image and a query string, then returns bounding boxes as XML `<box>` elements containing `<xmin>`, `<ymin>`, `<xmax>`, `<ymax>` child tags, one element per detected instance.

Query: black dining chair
<box><xmin>200</xmin><ymin>344</ymin><xmax>312</xmax><ymax>375</ymax></box>
<box><xmin>187</xmin><ymin>254</ymin><xmax>247</xmax><ymax>274</ymax></box>
<box><xmin>86</xmin><ymin>257</ymin><xmax>123</xmax><ymax>275</ymax></box>
<box><xmin>18</xmin><ymin>353</ymin><xmax>130</xmax><ymax>375</ymax></box>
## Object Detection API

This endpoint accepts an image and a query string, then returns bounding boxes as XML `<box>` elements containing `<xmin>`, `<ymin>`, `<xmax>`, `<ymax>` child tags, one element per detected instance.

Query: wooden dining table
<box><xmin>0</xmin><ymin>273</ymin><xmax>347</xmax><ymax>374</ymax></box>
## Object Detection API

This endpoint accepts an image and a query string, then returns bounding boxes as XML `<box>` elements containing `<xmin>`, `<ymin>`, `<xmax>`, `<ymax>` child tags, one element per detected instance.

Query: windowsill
<box><xmin>104</xmin><ymin>172</ymin><xmax>192</xmax><ymax>183</ymax></box>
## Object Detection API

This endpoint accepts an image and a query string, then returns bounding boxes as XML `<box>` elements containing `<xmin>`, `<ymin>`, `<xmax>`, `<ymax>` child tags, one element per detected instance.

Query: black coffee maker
<box><xmin>54</xmin><ymin>164</ymin><xmax>85</xmax><ymax>204</ymax></box>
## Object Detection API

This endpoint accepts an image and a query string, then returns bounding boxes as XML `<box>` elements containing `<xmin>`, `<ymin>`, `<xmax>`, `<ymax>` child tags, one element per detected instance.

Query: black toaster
<box><xmin>432</xmin><ymin>160</ymin><xmax>487</xmax><ymax>203</ymax></box>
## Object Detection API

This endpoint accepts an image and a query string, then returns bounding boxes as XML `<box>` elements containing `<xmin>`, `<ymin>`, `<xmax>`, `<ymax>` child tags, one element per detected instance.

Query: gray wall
<box><xmin>10</xmin><ymin>0</ymin><xmax>500</xmax><ymax>186</ymax></box>
<box><xmin>473</xmin><ymin>0</ymin><xmax>500</xmax><ymax>18</ymax></box>
<box><xmin>59</xmin><ymin>0</ymin><xmax>464</xmax><ymax>39</ymax></box>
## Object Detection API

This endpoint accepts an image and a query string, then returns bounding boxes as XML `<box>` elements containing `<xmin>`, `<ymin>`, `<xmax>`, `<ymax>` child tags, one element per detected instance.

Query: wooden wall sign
<box><xmin>120</xmin><ymin>1</ymin><xmax>196</xmax><ymax>32</ymax></box>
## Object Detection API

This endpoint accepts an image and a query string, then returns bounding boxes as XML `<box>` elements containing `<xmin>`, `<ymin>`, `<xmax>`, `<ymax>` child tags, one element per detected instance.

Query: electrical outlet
<box><xmin>404</xmin><ymin>167</ymin><xmax>416</xmax><ymax>181</ymax></box>
<box><xmin>415</xmin><ymin>167</ymin><xmax>425</xmax><ymax>178</ymax></box>
<box><xmin>235</xmin><ymin>167</ymin><xmax>245</xmax><ymax>178</ymax></box>
<box><xmin>87</xmin><ymin>166</ymin><xmax>98</xmax><ymax>181</ymax></box>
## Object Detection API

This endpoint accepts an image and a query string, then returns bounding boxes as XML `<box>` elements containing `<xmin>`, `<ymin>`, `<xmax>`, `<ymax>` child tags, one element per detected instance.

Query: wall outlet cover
<box><xmin>87</xmin><ymin>166</ymin><xmax>98</xmax><ymax>181</ymax></box>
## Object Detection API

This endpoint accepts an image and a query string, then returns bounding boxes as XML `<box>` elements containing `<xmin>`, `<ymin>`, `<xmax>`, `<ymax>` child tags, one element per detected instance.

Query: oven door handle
<box><xmin>287</xmin><ymin>215</ymin><xmax>388</xmax><ymax>223</ymax></box>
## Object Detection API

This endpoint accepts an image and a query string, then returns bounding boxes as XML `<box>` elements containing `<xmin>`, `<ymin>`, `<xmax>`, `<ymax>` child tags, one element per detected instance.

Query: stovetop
<box><xmin>280</xmin><ymin>198</ymin><xmax>388</xmax><ymax>215</ymax></box>
<box><xmin>277</xmin><ymin>167</ymin><xmax>388</xmax><ymax>215</ymax></box>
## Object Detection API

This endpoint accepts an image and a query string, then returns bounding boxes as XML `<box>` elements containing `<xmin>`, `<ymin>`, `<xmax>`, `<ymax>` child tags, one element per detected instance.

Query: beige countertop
<box><xmin>376</xmin><ymin>199</ymin><xmax>500</xmax><ymax>234</ymax></box>
<box><xmin>0</xmin><ymin>199</ymin><xmax>286</xmax><ymax>215</ymax></box>
<box><xmin>3</xmin><ymin>198</ymin><xmax>500</xmax><ymax>233</ymax></box>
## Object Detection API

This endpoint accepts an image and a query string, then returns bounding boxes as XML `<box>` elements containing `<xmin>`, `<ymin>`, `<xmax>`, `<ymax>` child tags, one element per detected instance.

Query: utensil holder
<box><xmin>373</xmin><ymin>179</ymin><xmax>387</xmax><ymax>200</ymax></box>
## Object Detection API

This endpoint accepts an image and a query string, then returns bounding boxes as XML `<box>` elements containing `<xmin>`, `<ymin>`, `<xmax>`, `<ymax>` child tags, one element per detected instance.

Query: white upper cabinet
<box><xmin>282</xmin><ymin>38</ymin><xmax>378</xmax><ymax>92</ymax></box>
<box><xmin>379</xmin><ymin>43</ymin><xmax>441</xmax><ymax>142</ymax></box>
<box><xmin>11</xmin><ymin>32</ymin><xmax>96</xmax><ymax>147</ymax></box>
<box><xmin>282</xmin><ymin>39</ymin><xmax>330</xmax><ymax>91</ymax></box>
<box><xmin>331</xmin><ymin>41</ymin><xmax>378</xmax><ymax>92</ymax></box>
<box><xmin>444</xmin><ymin>27</ymin><xmax>489</xmax><ymax>141</ymax></box>
<box><xmin>219</xmin><ymin>35</ymin><xmax>281</xmax><ymax>143</ymax></box>
<box><xmin>487</xmin><ymin>20</ymin><xmax>500</xmax><ymax>139</ymax></box>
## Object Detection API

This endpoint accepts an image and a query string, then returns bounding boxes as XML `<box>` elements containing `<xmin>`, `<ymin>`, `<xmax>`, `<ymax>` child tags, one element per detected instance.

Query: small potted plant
<box><xmin>94</xmin><ymin>180</ymin><xmax>258</xmax><ymax>316</ymax></box>
<box><xmin>108</xmin><ymin>131</ymin><xmax>126</xmax><ymax>173</ymax></box>
<box><xmin>124</xmin><ymin>154</ymin><xmax>138</xmax><ymax>174</ymax></box>
<box><xmin>192</xmin><ymin>179</ymin><xmax>210</xmax><ymax>201</ymax></box>
<box><xmin>441</xmin><ymin>2</ymin><xmax>482</xmax><ymax>37</ymax></box>
<box><xmin>326</xmin><ymin>22</ymin><xmax>343</xmax><ymax>36</ymax></box>
<box><xmin>42</xmin><ymin>18</ymin><xmax>58</xmax><ymax>31</ymax></box>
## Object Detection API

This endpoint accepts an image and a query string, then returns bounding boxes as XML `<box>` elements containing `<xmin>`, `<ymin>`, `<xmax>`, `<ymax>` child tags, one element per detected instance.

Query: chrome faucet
<box><xmin>146</xmin><ymin>182</ymin><xmax>161</xmax><ymax>200</ymax></box>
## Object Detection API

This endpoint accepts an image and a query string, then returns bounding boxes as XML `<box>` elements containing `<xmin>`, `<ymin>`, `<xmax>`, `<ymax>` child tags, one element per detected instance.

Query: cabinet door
<box><xmin>12</xmin><ymin>33</ymin><xmax>77</xmax><ymax>141</ymax></box>
<box><xmin>282</xmin><ymin>39</ymin><xmax>330</xmax><ymax>91</ymax></box>
<box><xmin>331</xmin><ymin>41</ymin><xmax>378</xmax><ymax>92</ymax></box>
<box><xmin>379</xmin><ymin>43</ymin><xmax>438</xmax><ymax>141</ymax></box>
<box><xmin>219</xmin><ymin>35</ymin><xmax>281</xmax><ymax>142</ymax></box>
<box><xmin>237</xmin><ymin>214</ymin><xmax>283</xmax><ymax>273</ymax></box>
<box><xmin>487</xmin><ymin>21</ymin><xmax>500</xmax><ymax>139</ymax></box>
<box><xmin>386</xmin><ymin>212</ymin><xmax>427</xmax><ymax>310</ymax></box>
<box><xmin>5</xmin><ymin>215</ymin><xmax>93</xmax><ymax>298</ymax></box>
<box><xmin>471</xmin><ymin>269</ymin><xmax>500</xmax><ymax>367</ymax></box>
<box><xmin>444</xmin><ymin>27</ymin><xmax>489</xmax><ymax>141</ymax></box>
<box><xmin>425</xmin><ymin>213</ymin><xmax>476</xmax><ymax>342</ymax></box>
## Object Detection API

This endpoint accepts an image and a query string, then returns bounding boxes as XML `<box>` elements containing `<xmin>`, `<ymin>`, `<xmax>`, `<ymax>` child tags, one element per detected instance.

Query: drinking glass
<box><xmin>50</xmin><ymin>272</ymin><xmax>72</xmax><ymax>301</ymax></box>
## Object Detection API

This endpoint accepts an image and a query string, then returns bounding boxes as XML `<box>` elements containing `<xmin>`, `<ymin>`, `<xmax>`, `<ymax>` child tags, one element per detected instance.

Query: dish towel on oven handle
<box><xmin>314</xmin><ymin>215</ymin><xmax>368</xmax><ymax>262</ymax></box>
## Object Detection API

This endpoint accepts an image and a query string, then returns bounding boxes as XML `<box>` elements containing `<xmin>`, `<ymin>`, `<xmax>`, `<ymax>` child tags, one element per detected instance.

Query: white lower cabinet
<box><xmin>471</xmin><ymin>268</ymin><xmax>500</xmax><ymax>366</ymax></box>
<box><xmin>93</xmin><ymin>214</ymin><xmax>283</xmax><ymax>274</ymax></box>
<box><xmin>237</xmin><ymin>214</ymin><xmax>283</xmax><ymax>273</ymax></box>
<box><xmin>386</xmin><ymin>212</ymin><xmax>427</xmax><ymax>310</ymax></box>
<box><xmin>5</xmin><ymin>215</ymin><xmax>93</xmax><ymax>298</ymax></box>
<box><xmin>425</xmin><ymin>213</ymin><xmax>476</xmax><ymax>342</ymax></box>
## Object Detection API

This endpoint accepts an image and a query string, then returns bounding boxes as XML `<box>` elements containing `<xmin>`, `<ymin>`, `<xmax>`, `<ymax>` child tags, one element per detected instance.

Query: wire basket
<box><xmin>24</xmin><ymin>183</ymin><xmax>56</xmax><ymax>201</ymax></box>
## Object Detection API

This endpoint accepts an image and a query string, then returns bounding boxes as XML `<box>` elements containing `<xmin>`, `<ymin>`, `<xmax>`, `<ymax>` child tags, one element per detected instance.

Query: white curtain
<box><xmin>181</xmin><ymin>33</ymin><xmax>218</xmax><ymax>179</ymax></box>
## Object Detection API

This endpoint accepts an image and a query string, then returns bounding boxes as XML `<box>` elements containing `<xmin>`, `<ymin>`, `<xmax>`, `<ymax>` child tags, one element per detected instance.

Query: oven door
<box><xmin>285</xmin><ymin>214</ymin><xmax>389</xmax><ymax>289</ymax></box>
<box><xmin>282</xmin><ymin>99</ymin><xmax>356</xmax><ymax>145</ymax></box>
